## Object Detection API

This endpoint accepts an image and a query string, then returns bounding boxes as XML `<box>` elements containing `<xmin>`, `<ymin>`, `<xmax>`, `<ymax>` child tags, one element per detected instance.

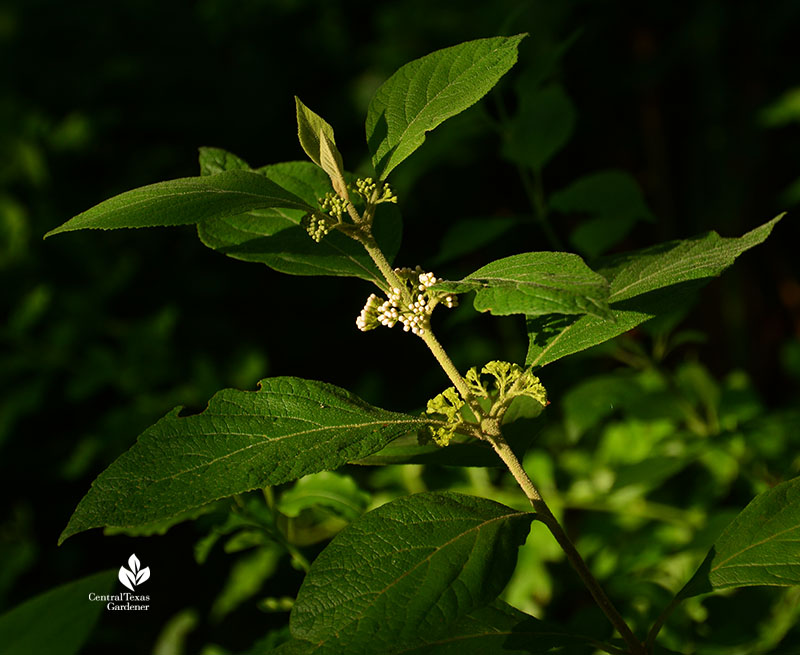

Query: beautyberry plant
<box><xmin>42</xmin><ymin>35</ymin><xmax>797</xmax><ymax>655</ymax></box>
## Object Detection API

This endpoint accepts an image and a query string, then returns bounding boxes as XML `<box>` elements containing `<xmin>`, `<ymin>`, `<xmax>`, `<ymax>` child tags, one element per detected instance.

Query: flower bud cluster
<box><xmin>302</xmin><ymin>213</ymin><xmax>335</xmax><ymax>243</ymax></box>
<box><xmin>319</xmin><ymin>192</ymin><xmax>346</xmax><ymax>219</ymax></box>
<box><xmin>353</xmin><ymin>177</ymin><xmax>397</xmax><ymax>204</ymax></box>
<box><xmin>356</xmin><ymin>266</ymin><xmax>458</xmax><ymax>336</ymax></box>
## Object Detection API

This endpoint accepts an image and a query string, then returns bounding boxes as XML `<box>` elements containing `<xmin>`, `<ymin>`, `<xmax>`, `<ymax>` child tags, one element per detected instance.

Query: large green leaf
<box><xmin>679</xmin><ymin>476</ymin><xmax>800</xmax><ymax>599</ymax></box>
<box><xmin>435</xmin><ymin>251</ymin><xmax>611</xmax><ymax>319</ymax></box>
<box><xmin>44</xmin><ymin>170</ymin><xmax>313</xmax><ymax>237</ymax></box>
<box><xmin>197</xmin><ymin>161</ymin><xmax>402</xmax><ymax>285</ymax></box>
<box><xmin>0</xmin><ymin>570</ymin><xmax>115</xmax><ymax>655</ymax></box>
<box><xmin>59</xmin><ymin>377</ymin><xmax>434</xmax><ymax>544</ymax></box>
<box><xmin>289</xmin><ymin>492</ymin><xmax>533</xmax><ymax>652</ymax></box>
<box><xmin>526</xmin><ymin>215</ymin><xmax>783</xmax><ymax>367</ymax></box>
<box><xmin>273</xmin><ymin>601</ymin><xmax>599</xmax><ymax>654</ymax></box>
<box><xmin>366</xmin><ymin>34</ymin><xmax>525</xmax><ymax>179</ymax></box>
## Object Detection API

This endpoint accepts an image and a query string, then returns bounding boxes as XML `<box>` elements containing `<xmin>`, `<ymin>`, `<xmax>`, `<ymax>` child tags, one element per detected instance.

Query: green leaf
<box><xmin>197</xmin><ymin>161</ymin><xmax>402</xmax><ymax>284</ymax></box>
<box><xmin>59</xmin><ymin>377</ymin><xmax>435</xmax><ymax>544</ymax></box>
<box><xmin>759</xmin><ymin>87</ymin><xmax>800</xmax><ymax>127</ymax></box>
<box><xmin>295</xmin><ymin>98</ymin><xmax>349</xmax><ymax>198</ymax></box>
<box><xmin>526</xmin><ymin>215</ymin><xmax>783</xmax><ymax>367</ymax></box>
<box><xmin>352</xmin><ymin>430</ymin><xmax>536</xmax><ymax>468</ymax></box>
<box><xmin>199</xmin><ymin>147</ymin><xmax>252</xmax><ymax>175</ymax></box>
<box><xmin>550</xmin><ymin>170</ymin><xmax>655</xmax><ymax>258</ymax></box>
<box><xmin>211</xmin><ymin>545</ymin><xmax>281</xmax><ymax>621</ymax></box>
<box><xmin>679</xmin><ymin>476</ymin><xmax>800</xmax><ymax>599</ymax></box>
<box><xmin>503</xmin><ymin>84</ymin><xmax>576</xmax><ymax>170</ymax></box>
<box><xmin>277</xmin><ymin>471</ymin><xmax>371</xmax><ymax>521</ymax></box>
<box><xmin>289</xmin><ymin>492</ymin><xmax>533</xmax><ymax>651</ymax></box>
<box><xmin>366</xmin><ymin>34</ymin><xmax>526</xmax><ymax>179</ymax></box>
<box><xmin>0</xmin><ymin>570</ymin><xmax>115</xmax><ymax>655</ymax></box>
<box><xmin>275</xmin><ymin>601</ymin><xmax>599</xmax><ymax>654</ymax></box>
<box><xmin>430</xmin><ymin>216</ymin><xmax>522</xmax><ymax>267</ymax></box>
<box><xmin>295</xmin><ymin>97</ymin><xmax>337</xmax><ymax>169</ymax></box>
<box><xmin>388</xmin><ymin>601</ymin><xmax>600</xmax><ymax>654</ymax></box>
<box><xmin>103</xmin><ymin>501</ymin><xmax>221</xmax><ymax>537</ymax></box>
<box><xmin>435</xmin><ymin>251</ymin><xmax>611</xmax><ymax>319</ymax></box>
<box><xmin>318</xmin><ymin>129</ymin><xmax>348</xmax><ymax>199</ymax></box>
<box><xmin>44</xmin><ymin>170</ymin><xmax>314</xmax><ymax>238</ymax></box>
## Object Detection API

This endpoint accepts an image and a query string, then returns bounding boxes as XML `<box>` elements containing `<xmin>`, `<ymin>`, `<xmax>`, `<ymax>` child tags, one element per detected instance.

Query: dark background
<box><xmin>2</xmin><ymin>0</ymin><xmax>799</xmax><ymax>652</ymax></box>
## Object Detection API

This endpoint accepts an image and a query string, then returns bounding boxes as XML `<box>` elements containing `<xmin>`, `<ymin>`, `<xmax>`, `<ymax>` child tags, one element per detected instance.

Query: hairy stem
<box><xmin>359</xmin><ymin>233</ymin><xmax>406</xmax><ymax>294</ymax></box>
<box><xmin>359</xmin><ymin>233</ymin><xmax>483</xmax><ymax>417</ymax></box>
<box><xmin>419</xmin><ymin>330</ymin><xmax>482</xmax><ymax>417</ymax></box>
<box><xmin>355</xmin><ymin>228</ymin><xmax>643</xmax><ymax>654</ymax></box>
<box><xmin>491</xmin><ymin>432</ymin><xmax>646</xmax><ymax>655</ymax></box>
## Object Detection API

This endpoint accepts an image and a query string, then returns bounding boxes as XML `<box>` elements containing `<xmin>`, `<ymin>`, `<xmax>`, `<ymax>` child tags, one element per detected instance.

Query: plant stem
<box><xmin>354</xmin><ymin>228</ymin><xmax>644</xmax><ymax>654</ymax></box>
<box><xmin>518</xmin><ymin>165</ymin><xmax>564</xmax><ymax>250</ymax></box>
<box><xmin>359</xmin><ymin>233</ymin><xmax>484</xmax><ymax>417</ymax></box>
<box><xmin>645</xmin><ymin>594</ymin><xmax>683</xmax><ymax>650</ymax></box>
<box><xmin>419</xmin><ymin>330</ymin><xmax>481</xmax><ymax>416</ymax></box>
<box><xmin>491</xmin><ymin>432</ymin><xmax>646</xmax><ymax>655</ymax></box>
<box><xmin>360</xmin><ymin>233</ymin><xmax>405</xmax><ymax>294</ymax></box>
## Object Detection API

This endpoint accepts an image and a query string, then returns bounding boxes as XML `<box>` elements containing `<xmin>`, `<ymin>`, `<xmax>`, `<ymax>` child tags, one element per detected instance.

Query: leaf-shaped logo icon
<box><xmin>118</xmin><ymin>553</ymin><xmax>150</xmax><ymax>591</ymax></box>
<box><xmin>135</xmin><ymin>566</ymin><xmax>150</xmax><ymax>585</ymax></box>
<box><xmin>119</xmin><ymin>566</ymin><xmax>136</xmax><ymax>591</ymax></box>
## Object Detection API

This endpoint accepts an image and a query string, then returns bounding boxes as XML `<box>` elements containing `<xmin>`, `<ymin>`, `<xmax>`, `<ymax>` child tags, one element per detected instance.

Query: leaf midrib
<box><xmin>308</xmin><ymin>510</ymin><xmax>528</xmax><ymax>645</ymax></box>
<box><xmin>127</xmin><ymin>416</ymin><xmax>432</xmax><ymax>485</ymax></box>
<box><xmin>380</xmin><ymin>40</ymin><xmax>511</xmax><ymax>172</ymax></box>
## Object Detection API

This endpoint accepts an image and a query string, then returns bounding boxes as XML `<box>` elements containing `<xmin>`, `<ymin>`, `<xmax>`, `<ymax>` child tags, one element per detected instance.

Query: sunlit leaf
<box><xmin>290</xmin><ymin>492</ymin><xmax>533</xmax><ymax>652</ymax></box>
<box><xmin>60</xmin><ymin>377</ymin><xmax>436</xmax><ymax>544</ymax></box>
<box><xmin>366</xmin><ymin>35</ymin><xmax>525</xmax><ymax>179</ymax></box>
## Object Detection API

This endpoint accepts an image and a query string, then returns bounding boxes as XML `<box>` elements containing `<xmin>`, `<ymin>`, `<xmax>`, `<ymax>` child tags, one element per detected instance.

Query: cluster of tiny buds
<box><xmin>319</xmin><ymin>192</ymin><xmax>347</xmax><ymax>219</ymax></box>
<box><xmin>302</xmin><ymin>213</ymin><xmax>334</xmax><ymax>242</ymax></box>
<box><xmin>353</xmin><ymin>177</ymin><xmax>397</xmax><ymax>204</ymax></box>
<box><xmin>356</xmin><ymin>266</ymin><xmax>458</xmax><ymax>336</ymax></box>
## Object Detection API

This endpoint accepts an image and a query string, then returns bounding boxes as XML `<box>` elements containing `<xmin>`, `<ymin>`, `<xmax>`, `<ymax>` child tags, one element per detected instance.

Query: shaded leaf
<box><xmin>44</xmin><ymin>170</ymin><xmax>313</xmax><ymax>237</ymax></box>
<box><xmin>273</xmin><ymin>600</ymin><xmax>600</xmax><ymax>654</ymax></box>
<box><xmin>0</xmin><ymin>570</ymin><xmax>115</xmax><ymax>655</ymax></box>
<box><xmin>59</xmin><ymin>377</ymin><xmax>435</xmax><ymax>544</ymax></box>
<box><xmin>197</xmin><ymin>161</ymin><xmax>401</xmax><ymax>285</ymax></box>
<box><xmin>550</xmin><ymin>170</ymin><xmax>654</xmax><ymax>258</ymax></box>
<box><xmin>277</xmin><ymin>471</ymin><xmax>370</xmax><ymax>521</ymax></box>
<box><xmin>436</xmin><ymin>251</ymin><xmax>611</xmax><ymax>319</ymax></box>
<box><xmin>104</xmin><ymin>501</ymin><xmax>221</xmax><ymax>537</ymax></box>
<box><xmin>212</xmin><ymin>545</ymin><xmax>281</xmax><ymax>621</ymax></box>
<box><xmin>366</xmin><ymin>35</ymin><xmax>525</xmax><ymax>179</ymax></box>
<box><xmin>430</xmin><ymin>216</ymin><xmax>523</xmax><ymax>267</ymax></box>
<box><xmin>353</xmin><ymin>429</ymin><xmax>536</xmax><ymax>468</ymax></box>
<box><xmin>290</xmin><ymin>492</ymin><xmax>533</xmax><ymax>652</ymax></box>
<box><xmin>527</xmin><ymin>215</ymin><xmax>783</xmax><ymax>367</ymax></box>
<box><xmin>503</xmin><ymin>84</ymin><xmax>576</xmax><ymax>170</ymax></box>
<box><xmin>680</xmin><ymin>476</ymin><xmax>800</xmax><ymax>599</ymax></box>
<box><xmin>389</xmin><ymin>601</ymin><xmax>601</xmax><ymax>654</ymax></box>
<box><xmin>199</xmin><ymin>147</ymin><xmax>252</xmax><ymax>175</ymax></box>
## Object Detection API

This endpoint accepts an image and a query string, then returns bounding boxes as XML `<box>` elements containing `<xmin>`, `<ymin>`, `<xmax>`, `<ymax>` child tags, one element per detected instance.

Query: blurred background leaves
<box><xmin>1</xmin><ymin>0</ymin><xmax>799</xmax><ymax>653</ymax></box>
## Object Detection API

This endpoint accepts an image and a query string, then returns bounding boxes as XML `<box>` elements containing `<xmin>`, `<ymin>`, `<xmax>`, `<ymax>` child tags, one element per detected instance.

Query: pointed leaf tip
<box><xmin>366</xmin><ymin>34</ymin><xmax>527</xmax><ymax>179</ymax></box>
